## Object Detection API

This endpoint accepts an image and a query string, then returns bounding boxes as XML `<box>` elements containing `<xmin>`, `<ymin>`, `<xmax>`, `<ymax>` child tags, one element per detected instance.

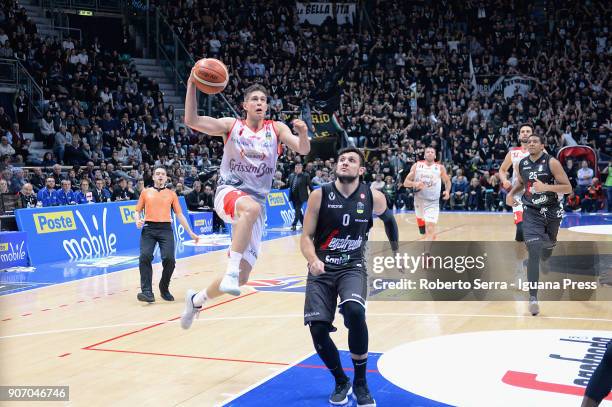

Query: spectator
<box><xmin>287</xmin><ymin>163</ymin><xmax>311</xmax><ymax>230</ymax></box>
<box><xmin>37</xmin><ymin>177</ymin><xmax>59</xmax><ymax>207</ymax></box>
<box><xmin>57</xmin><ymin>179</ymin><xmax>76</xmax><ymax>205</ymax></box>
<box><xmin>451</xmin><ymin>169</ymin><xmax>469</xmax><ymax>210</ymax></box>
<box><xmin>53</xmin><ymin>125</ymin><xmax>71</xmax><ymax>164</ymax></box>
<box><xmin>371</xmin><ymin>173</ymin><xmax>385</xmax><ymax>191</ymax></box>
<box><xmin>0</xmin><ymin>136</ymin><xmax>14</xmax><ymax>156</ymax></box>
<box><xmin>272</xmin><ymin>170</ymin><xmax>285</xmax><ymax>189</ymax></box>
<box><xmin>564</xmin><ymin>192</ymin><xmax>581</xmax><ymax>213</ymax></box>
<box><xmin>92</xmin><ymin>178</ymin><xmax>111</xmax><ymax>203</ymax></box>
<box><xmin>467</xmin><ymin>177</ymin><xmax>485</xmax><ymax>211</ymax></box>
<box><xmin>112</xmin><ymin>177</ymin><xmax>135</xmax><ymax>201</ymax></box>
<box><xmin>185</xmin><ymin>180</ymin><xmax>206</xmax><ymax>211</ymax></box>
<box><xmin>74</xmin><ymin>179</ymin><xmax>93</xmax><ymax>204</ymax></box>
<box><xmin>18</xmin><ymin>183</ymin><xmax>37</xmax><ymax>208</ymax></box>
<box><xmin>576</xmin><ymin>160</ymin><xmax>595</xmax><ymax>198</ymax></box>
<box><xmin>582</xmin><ymin>178</ymin><xmax>604</xmax><ymax>213</ymax></box>
<box><xmin>0</xmin><ymin>178</ymin><xmax>8</xmax><ymax>194</ymax></box>
<box><xmin>564</xmin><ymin>158</ymin><xmax>578</xmax><ymax>188</ymax></box>
<box><xmin>41</xmin><ymin>152</ymin><xmax>57</xmax><ymax>167</ymax></box>
<box><xmin>9</xmin><ymin>168</ymin><xmax>26</xmax><ymax>193</ymax></box>
<box><xmin>604</xmin><ymin>162</ymin><xmax>612</xmax><ymax>211</ymax></box>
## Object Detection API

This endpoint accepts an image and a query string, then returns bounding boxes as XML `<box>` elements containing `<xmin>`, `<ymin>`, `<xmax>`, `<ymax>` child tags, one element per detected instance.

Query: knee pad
<box><xmin>309</xmin><ymin>321</ymin><xmax>334</xmax><ymax>344</ymax></box>
<box><xmin>341</xmin><ymin>301</ymin><xmax>366</xmax><ymax>330</ymax></box>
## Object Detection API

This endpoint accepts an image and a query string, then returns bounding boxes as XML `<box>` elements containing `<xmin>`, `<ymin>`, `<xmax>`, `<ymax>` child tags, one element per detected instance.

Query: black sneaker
<box><xmin>137</xmin><ymin>292</ymin><xmax>155</xmax><ymax>303</ymax></box>
<box><xmin>329</xmin><ymin>380</ymin><xmax>352</xmax><ymax>405</ymax></box>
<box><xmin>159</xmin><ymin>285</ymin><xmax>174</xmax><ymax>301</ymax></box>
<box><xmin>160</xmin><ymin>290</ymin><xmax>175</xmax><ymax>301</ymax></box>
<box><xmin>353</xmin><ymin>381</ymin><xmax>376</xmax><ymax>407</ymax></box>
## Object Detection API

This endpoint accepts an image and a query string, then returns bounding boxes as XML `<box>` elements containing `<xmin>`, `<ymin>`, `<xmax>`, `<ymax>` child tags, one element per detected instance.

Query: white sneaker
<box><xmin>180</xmin><ymin>289</ymin><xmax>202</xmax><ymax>330</ymax></box>
<box><xmin>219</xmin><ymin>273</ymin><xmax>241</xmax><ymax>296</ymax></box>
<box><xmin>528</xmin><ymin>296</ymin><xmax>540</xmax><ymax>316</ymax></box>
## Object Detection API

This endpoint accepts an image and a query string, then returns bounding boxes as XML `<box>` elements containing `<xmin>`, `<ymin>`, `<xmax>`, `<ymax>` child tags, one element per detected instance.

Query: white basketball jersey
<box><xmin>414</xmin><ymin>161</ymin><xmax>442</xmax><ymax>201</ymax></box>
<box><xmin>218</xmin><ymin>119</ymin><xmax>281</xmax><ymax>204</ymax></box>
<box><xmin>510</xmin><ymin>146</ymin><xmax>529</xmax><ymax>186</ymax></box>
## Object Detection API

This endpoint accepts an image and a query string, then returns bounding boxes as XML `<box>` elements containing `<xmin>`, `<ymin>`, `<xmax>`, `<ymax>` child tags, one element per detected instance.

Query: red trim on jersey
<box><xmin>223</xmin><ymin>189</ymin><xmax>248</xmax><ymax>220</ymax></box>
<box><xmin>320</xmin><ymin>229</ymin><xmax>340</xmax><ymax>250</ymax></box>
<box><xmin>225</xmin><ymin>118</ymin><xmax>239</xmax><ymax>144</ymax></box>
<box><xmin>245</xmin><ymin>119</ymin><xmax>266</xmax><ymax>133</ymax></box>
<box><xmin>418</xmin><ymin>160</ymin><xmax>441</xmax><ymax>167</ymax></box>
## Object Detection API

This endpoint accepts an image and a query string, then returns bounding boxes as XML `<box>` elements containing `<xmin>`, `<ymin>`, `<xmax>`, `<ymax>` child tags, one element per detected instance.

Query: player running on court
<box><xmin>180</xmin><ymin>79</ymin><xmax>310</xmax><ymax>329</ymax></box>
<box><xmin>403</xmin><ymin>146</ymin><xmax>450</xmax><ymax>241</ymax></box>
<box><xmin>507</xmin><ymin>133</ymin><xmax>572</xmax><ymax>315</ymax></box>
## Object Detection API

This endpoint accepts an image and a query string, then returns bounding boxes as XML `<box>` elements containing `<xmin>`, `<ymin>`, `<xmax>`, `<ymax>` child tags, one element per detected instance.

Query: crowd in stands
<box><xmin>0</xmin><ymin>0</ymin><xmax>610</xmax><ymax>216</ymax></box>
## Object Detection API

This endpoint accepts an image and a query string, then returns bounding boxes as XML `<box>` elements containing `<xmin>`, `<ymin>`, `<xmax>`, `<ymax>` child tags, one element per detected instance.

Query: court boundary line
<box><xmin>82</xmin><ymin>292</ymin><xmax>258</xmax><ymax>350</ymax></box>
<box><xmin>4</xmin><ymin>310</ymin><xmax>609</xmax><ymax>340</ymax></box>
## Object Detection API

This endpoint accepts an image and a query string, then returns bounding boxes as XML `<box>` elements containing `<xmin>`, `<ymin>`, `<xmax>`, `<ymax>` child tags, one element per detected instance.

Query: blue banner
<box><xmin>189</xmin><ymin>211</ymin><xmax>213</xmax><ymax>235</ymax></box>
<box><xmin>0</xmin><ymin>231</ymin><xmax>29</xmax><ymax>269</ymax></box>
<box><xmin>265</xmin><ymin>189</ymin><xmax>307</xmax><ymax>228</ymax></box>
<box><xmin>15</xmin><ymin>198</ymin><xmax>189</xmax><ymax>265</ymax></box>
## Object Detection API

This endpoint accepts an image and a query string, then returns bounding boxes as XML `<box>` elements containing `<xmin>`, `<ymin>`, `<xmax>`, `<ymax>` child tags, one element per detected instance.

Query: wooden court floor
<box><xmin>0</xmin><ymin>213</ymin><xmax>610</xmax><ymax>406</ymax></box>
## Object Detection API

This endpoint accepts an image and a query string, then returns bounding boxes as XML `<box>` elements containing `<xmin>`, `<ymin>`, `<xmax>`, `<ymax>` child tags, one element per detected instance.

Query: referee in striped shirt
<box><xmin>134</xmin><ymin>166</ymin><xmax>200</xmax><ymax>303</ymax></box>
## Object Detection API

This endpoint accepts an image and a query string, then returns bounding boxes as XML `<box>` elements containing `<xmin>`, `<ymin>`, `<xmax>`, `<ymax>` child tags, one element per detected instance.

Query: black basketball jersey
<box><xmin>314</xmin><ymin>182</ymin><xmax>374</xmax><ymax>272</ymax></box>
<box><xmin>519</xmin><ymin>152</ymin><xmax>562</xmax><ymax>216</ymax></box>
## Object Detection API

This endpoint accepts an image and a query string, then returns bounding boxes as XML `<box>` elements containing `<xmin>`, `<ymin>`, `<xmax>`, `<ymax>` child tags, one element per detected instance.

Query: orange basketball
<box><xmin>191</xmin><ymin>58</ymin><xmax>229</xmax><ymax>94</ymax></box>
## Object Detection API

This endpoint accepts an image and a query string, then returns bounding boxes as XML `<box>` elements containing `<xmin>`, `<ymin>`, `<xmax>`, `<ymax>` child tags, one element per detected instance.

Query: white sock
<box><xmin>226</xmin><ymin>250</ymin><xmax>242</xmax><ymax>277</ymax></box>
<box><xmin>192</xmin><ymin>290</ymin><xmax>207</xmax><ymax>307</ymax></box>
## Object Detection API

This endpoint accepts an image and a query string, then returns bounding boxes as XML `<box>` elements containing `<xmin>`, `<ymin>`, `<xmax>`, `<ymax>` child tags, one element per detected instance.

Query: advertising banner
<box><xmin>0</xmin><ymin>231</ymin><xmax>29</xmax><ymax>269</ymax></box>
<box><xmin>15</xmin><ymin>198</ymin><xmax>189</xmax><ymax>265</ymax></box>
<box><xmin>265</xmin><ymin>189</ymin><xmax>307</xmax><ymax>228</ymax></box>
<box><xmin>189</xmin><ymin>211</ymin><xmax>214</xmax><ymax>235</ymax></box>
<box><xmin>296</xmin><ymin>2</ymin><xmax>356</xmax><ymax>25</ymax></box>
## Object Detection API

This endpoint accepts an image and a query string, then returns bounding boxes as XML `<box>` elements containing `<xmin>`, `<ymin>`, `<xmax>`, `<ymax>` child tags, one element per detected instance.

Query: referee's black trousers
<box><xmin>139</xmin><ymin>222</ymin><xmax>175</xmax><ymax>294</ymax></box>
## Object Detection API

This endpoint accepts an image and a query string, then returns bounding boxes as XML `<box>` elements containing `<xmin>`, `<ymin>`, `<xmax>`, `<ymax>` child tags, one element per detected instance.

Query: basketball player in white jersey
<box><xmin>180</xmin><ymin>79</ymin><xmax>310</xmax><ymax>329</ymax></box>
<box><xmin>499</xmin><ymin>123</ymin><xmax>534</xmax><ymax>240</ymax></box>
<box><xmin>499</xmin><ymin>123</ymin><xmax>534</xmax><ymax>285</ymax></box>
<box><xmin>403</xmin><ymin>147</ymin><xmax>451</xmax><ymax>241</ymax></box>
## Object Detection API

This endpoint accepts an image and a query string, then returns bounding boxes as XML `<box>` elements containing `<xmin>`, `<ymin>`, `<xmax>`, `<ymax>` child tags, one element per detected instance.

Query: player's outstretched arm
<box><xmin>184</xmin><ymin>74</ymin><xmax>235</xmax><ymax>139</ymax></box>
<box><xmin>300</xmin><ymin>189</ymin><xmax>324</xmax><ymax>275</ymax></box>
<box><xmin>372</xmin><ymin>188</ymin><xmax>399</xmax><ymax>251</ymax></box>
<box><xmin>276</xmin><ymin>119</ymin><xmax>310</xmax><ymax>155</ymax></box>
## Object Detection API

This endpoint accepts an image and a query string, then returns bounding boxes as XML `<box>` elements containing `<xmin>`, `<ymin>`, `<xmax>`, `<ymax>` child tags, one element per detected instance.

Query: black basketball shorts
<box><xmin>304</xmin><ymin>268</ymin><xmax>368</xmax><ymax>325</ymax></box>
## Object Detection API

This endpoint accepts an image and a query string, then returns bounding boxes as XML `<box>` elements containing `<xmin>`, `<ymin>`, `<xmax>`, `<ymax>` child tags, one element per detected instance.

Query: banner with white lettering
<box><xmin>503</xmin><ymin>76</ymin><xmax>534</xmax><ymax>99</ymax></box>
<box><xmin>296</xmin><ymin>2</ymin><xmax>356</xmax><ymax>25</ymax></box>
<box><xmin>15</xmin><ymin>198</ymin><xmax>189</xmax><ymax>265</ymax></box>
